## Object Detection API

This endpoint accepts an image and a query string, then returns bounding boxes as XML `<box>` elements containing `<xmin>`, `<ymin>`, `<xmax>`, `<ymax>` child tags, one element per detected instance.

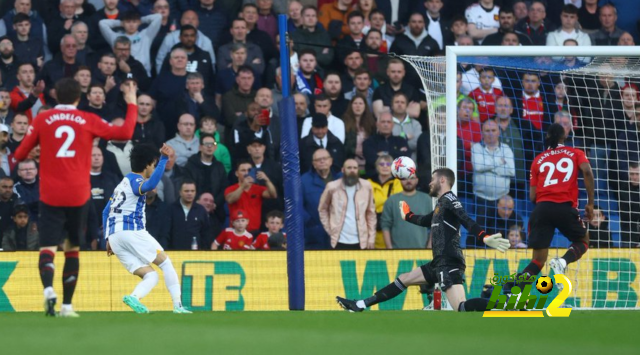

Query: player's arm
<box><xmin>400</xmin><ymin>201</ymin><xmax>434</xmax><ymax>227</ymax></box>
<box><xmin>443</xmin><ymin>194</ymin><xmax>508</xmax><ymax>251</ymax></box>
<box><xmin>580</xmin><ymin>162</ymin><xmax>595</xmax><ymax>221</ymax></box>
<box><xmin>102</xmin><ymin>198</ymin><xmax>112</xmax><ymax>237</ymax></box>
<box><xmin>13</xmin><ymin>123</ymin><xmax>39</xmax><ymax>161</ymax></box>
<box><xmin>91</xmin><ymin>82</ymin><xmax>137</xmax><ymax>141</ymax></box>
<box><xmin>132</xmin><ymin>145</ymin><xmax>172</xmax><ymax>196</ymax></box>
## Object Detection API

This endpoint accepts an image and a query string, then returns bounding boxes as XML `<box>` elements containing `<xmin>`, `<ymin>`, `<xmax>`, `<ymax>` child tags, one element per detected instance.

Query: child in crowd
<box><xmin>212</xmin><ymin>210</ymin><xmax>254</xmax><ymax>250</ymax></box>
<box><xmin>507</xmin><ymin>224</ymin><xmax>527</xmax><ymax>249</ymax></box>
<box><xmin>2</xmin><ymin>204</ymin><xmax>39</xmax><ymax>251</ymax></box>
<box><xmin>469</xmin><ymin>67</ymin><xmax>504</xmax><ymax>122</ymax></box>
<box><xmin>588</xmin><ymin>206</ymin><xmax>612</xmax><ymax>248</ymax></box>
<box><xmin>253</xmin><ymin>210</ymin><xmax>287</xmax><ymax>250</ymax></box>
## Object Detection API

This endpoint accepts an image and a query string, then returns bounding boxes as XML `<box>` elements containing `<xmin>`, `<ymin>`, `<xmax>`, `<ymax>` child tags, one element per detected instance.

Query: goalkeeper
<box><xmin>337</xmin><ymin>168</ymin><xmax>509</xmax><ymax>312</ymax></box>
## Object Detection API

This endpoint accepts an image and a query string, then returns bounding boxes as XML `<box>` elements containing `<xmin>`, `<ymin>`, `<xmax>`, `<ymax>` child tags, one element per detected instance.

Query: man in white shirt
<box><xmin>465</xmin><ymin>0</ymin><xmax>500</xmax><ymax>44</ymax></box>
<box><xmin>546</xmin><ymin>4</ymin><xmax>591</xmax><ymax>47</ymax></box>
<box><xmin>300</xmin><ymin>94</ymin><xmax>346</xmax><ymax>143</ymax></box>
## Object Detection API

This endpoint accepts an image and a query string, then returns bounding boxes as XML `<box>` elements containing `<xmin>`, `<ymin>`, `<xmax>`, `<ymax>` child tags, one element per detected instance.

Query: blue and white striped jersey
<box><xmin>106</xmin><ymin>173</ymin><xmax>147</xmax><ymax>237</ymax></box>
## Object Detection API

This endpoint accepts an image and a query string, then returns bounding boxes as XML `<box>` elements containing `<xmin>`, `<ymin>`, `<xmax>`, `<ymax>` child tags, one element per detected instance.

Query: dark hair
<box><xmin>114</xmin><ymin>36</ymin><xmax>131</xmax><ymax>47</ymax></box>
<box><xmin>314</xmin><ymin>93</ymin><xmax>329</xmax><ymax>102</ymax></box>
<box><xmin>17</xmin><ymin>62</ymin><xmax>35</xmax><ymax>72</ymax></box>
<box><xmin>235</xmin><ymin>159</ymin><xmax>253</xmax><ymax>171</ymax></box>
<box><xmin>392</xmin><ymin>91</ymin><xmax>409</xmax><ymax>102</ymax></box>
<box><xmin>199</xmin><ymin>133</ymin><xmax>217</xmax><ymax>145</ymax></box>
<box><xmin>433</xmin><ymin>168</ymin><xmax>456</xmax><ymax>187</ymax></box>
<box><xmin>121</xmin><ymin>11</ymin><xmax>141</xmax><ymax>22</ymax></box>
<box><xmin>342</xmin><ymin>95</ymin><xmax>376</xmax><ymax>136</ymax></box>
<box><xmin>561</xmin><ymin>4</ymin><xmax>579</xmax><ymax>15</ymax></box>
<box><xmin>180</xmin><ymin>178</ymin><xmax>196</xmax><ymax>191</ymax></box>
<box><xmin>301</xmin><ymin>5</ymin><xmax>317</xmax><ymax>15</ymax></box>
<box><xmin>241</xmin><ymin>3</ymin><xmax>259</xmax><ymax>12</ymax></box>
<box><xmin>347</xmin><ymin>10</ymin><xmax>364</xmax><ymax>23</ymax></box>
<box><xmin>630</xmin><ymin>161</ymin><xmax>639</xmax><ymax>169</ymax></box>
<box><xmin>451</xmin><ymin>14</ymin><xmax>467</xmax><ymax>25</ymax></box>
<box><xmin>55</xmin><ymin>78</ymin><xmax>82</xmax><ymax>105</ymax></box>
<box><xmin>0</xmin><ymin>86</ymin><xmax>9</xmax><ymax>94</ymax></box>
<box><xmin>100</xmin><ymin>52</ymin><xmax>116</xmax><ymax>62</ymax></box>
<box><xmin>480</xmin><ymin>66</ymin><xmax>495</xmax><ymax>75</ymax></box>
<box><xmin>87</xmin><ymin>83</ymin><xmax>105</xmax><ymax>94</ymax></box>
<box><xmin>545</xmin><ymin>123</ymin><xmax>566</xmax><ymax>149</ymax></box>
<box><xmin>13</xmin><ymin>12</ymin><xmax>30</xmax><ymax>24</ymax></box>
<box><xmin>129</xmin><ymin>144</ymin><xmax>159</xmax><ymax>172</ymax></box>
<box><xmin>231</xmin><ymin>18</ymin><xmax>248</xmax><ymax>27</ymax></box>
<box><xmin>298</xmin><ymin>48</ymin><xmax>317</xmax><ymax>58</ymax></box>
<box><xmin>499</xmin><ymin>7</ymin><xmax>515</xmax><ymax>16</ymax></box>
<box><xmin>13</xmin><ymin>204</ymin><xmax>29</xmax><ymax>217</ymax></box>
<box><xmin>180</xmin><ymin>24</ymin><xmax>197</xmax><ymax>35</ymax></box>
<box><xmin>237</xmin><ymin>64</ymin><xmax>254</xmax><ymax>77</ymax></box>
<box><xmin>200</xmin><ymin>116</ymin><xmax>217</xmax><ymax>126</ymax></box>
<box><xmin>266</xmin><ymin>210</ymin><xmax>284</xmax><ymax>221</ymax></box>
<box><xmin>369</xmin><ymin>9</ymin><xmax>384</xmax><ymax>21</ymax></box>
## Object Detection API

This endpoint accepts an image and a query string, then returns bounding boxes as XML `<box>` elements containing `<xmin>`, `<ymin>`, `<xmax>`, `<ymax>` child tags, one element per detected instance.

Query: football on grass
<box><xmin>391</xmin><ymin>157</ymin><xmax>416</xmax><ymax>180</ymax></box>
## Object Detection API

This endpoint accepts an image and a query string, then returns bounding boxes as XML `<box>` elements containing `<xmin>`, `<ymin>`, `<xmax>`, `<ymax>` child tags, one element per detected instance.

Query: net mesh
<box><xmin>400</xmin><ymin>53</ymin><xmax>640</xmax><ymax>309</ymax></box>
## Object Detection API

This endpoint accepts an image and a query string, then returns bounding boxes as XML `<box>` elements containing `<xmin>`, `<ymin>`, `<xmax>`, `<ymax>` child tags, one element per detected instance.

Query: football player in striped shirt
<box><xmin>103</xmin><ymin>143</ymin><xmax>191</xmax><ymax>314</ymax></box>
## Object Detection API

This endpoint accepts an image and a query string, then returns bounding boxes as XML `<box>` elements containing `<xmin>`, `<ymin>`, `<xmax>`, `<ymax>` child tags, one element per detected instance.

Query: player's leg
<box><xmin>152</xmin><ymin>252</ymin><xmax>190</xmax><ymax>313</ymax></box>
<box><xmin>437</xmin><ymin>266</ymin><xmax>488</xmax><ymax>312</ymax></box>
<box><xmin>336</xmin><ymin>263</ymin><xmax>434</xmax><ymax>312</ymax></box>
<box><xmin>550</xmin><ymin>205</ymin><xmax>590</xmax><ymax>289</ymax></box>
<box><xmin>58</xmin><ymin>203</ymin><xmax>89</xmax><ymax>317</ymax></box>
<box><xmin>520</xmin><ymin>203</ymin><xmax>555</xmax><ymax>280</ymax></box>
<box><xmin>37</xmin><ymin>202</ymin><xmax>65</xmax><ymax>316</ymax></box>
<box><xmin>109</xmin><ymin>231</ymin><xmax>155</xmax><ymax>313</ymax></box>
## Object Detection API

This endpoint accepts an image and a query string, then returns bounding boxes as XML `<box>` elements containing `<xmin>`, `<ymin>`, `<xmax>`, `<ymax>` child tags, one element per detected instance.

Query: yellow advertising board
<box><xmin>0</xmin><ymin>250</ymin><xmax>637</xmax><ymax>311</ymax></box>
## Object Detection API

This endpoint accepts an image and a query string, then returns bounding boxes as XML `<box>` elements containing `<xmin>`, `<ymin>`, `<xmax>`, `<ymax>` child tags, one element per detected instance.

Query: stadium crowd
<box><xmin>0</xmin><ymin>0</ymin><xmax>638</xmax><ymax>251</ymax></box>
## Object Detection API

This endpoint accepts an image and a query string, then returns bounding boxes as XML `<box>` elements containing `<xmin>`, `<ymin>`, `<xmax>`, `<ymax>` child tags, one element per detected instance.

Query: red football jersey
<box><xmin>215</xmin><ymin>228</ymin><xmax>254</xmax><ymax>250</ymax></box>
<box><xmin>521</xmin><ymin>92</ymin><xmax>545</xmax><ymax>130</ymax></box>
<box><xmin>253</xmin><ymin>232</ymin><xmax>287</xmax><ymax>250</ymax></box>
<box><xmin>530</xmin><ymin>145</ymin><xmax>589</xmax><ymax>208</ymax></box>
<box><xmin>224</xmin><ymin>183</ymin><xmax>267</xmax><ymax>231</ymax></box>
<box><xmin>469</xmin><ymin>87</ymin><xmax>503</xmax><ymax>122</ymax></box>
<box><xmin>14</xmin><ymin>104</ymin><xmax>137</xmax><ymax>206</ymax></box>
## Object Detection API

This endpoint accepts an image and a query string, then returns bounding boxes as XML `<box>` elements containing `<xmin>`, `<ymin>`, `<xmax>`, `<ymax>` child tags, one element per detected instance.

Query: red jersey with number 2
<box><xmin>14</xmin><ymin>104</ymin><xmax>137</xmax><ymax>207</ymax></box>
<box><xmin>530</xmin><ymin>144</ymin><xmax>589</xmax><ymax>208</ymax></box>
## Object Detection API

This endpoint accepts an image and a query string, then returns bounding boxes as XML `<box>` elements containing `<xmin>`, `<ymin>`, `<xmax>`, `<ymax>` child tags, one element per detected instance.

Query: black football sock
<box><xmin>562</xmin><ymin>241</ymin><xmax>588</xmax><ymax>264</ymax></box>
<box><xmin>363</xmin><ymin>278</ymin><xmax>406</xmax><ymax>307</ymax></box>
<box><xmin>523</xmin><ymin>259</ymin><xmax>543</xmax><ymax>278</ymax></box>
<box><xmin>458</xmin><ymin>298</ymin><xmax>490</xmax><ymax>312</ymax></box>
<box><xmin>39</xmin><ymin>250</ymin><xmax>55</xmax><ymax>289</ymax></box>
<box><xmin>62</xmin><ymin>251</ymin><xmax>79</xmax><ymax>305</ymax></box>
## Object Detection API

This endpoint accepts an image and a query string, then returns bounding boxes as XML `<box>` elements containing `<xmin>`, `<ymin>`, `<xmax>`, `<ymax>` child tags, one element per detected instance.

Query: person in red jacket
<box><xmin>14</xmin><ymin>78</ymin><xmax>138</xmax><ymax>318</ymax></box>
<box><xmin>9</xmin><ymin>63</ymin><xmax>45</xmax><ymax>124</ymax></box>
<box><xmin>469</xmin><ymin>67</ymin><xmax>504</xmax><ymax>122</ymax></box>
<box><xmin>520</xmin><ymin>72</ymin><xmax>545</xmax><ymax>130</ymax></box>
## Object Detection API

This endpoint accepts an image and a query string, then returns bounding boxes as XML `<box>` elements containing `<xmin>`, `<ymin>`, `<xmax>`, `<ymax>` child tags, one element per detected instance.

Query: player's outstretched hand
<box><xmin>483</xmin><ymin>233</ymin><xmax>510</xmax><ymax>253</ymax></box>
<box><xmin>399</xmin><ymin>201</ymin><xmax>412</xmax><ymax>221</ymax></box>
<box><xmin>584</xmin><ymin>203</ymin><xmax>594</xmax><ymax>222</ymax></box>
<box><xmin>160</xmin><ymin>143</ymin><xmax>174</xmax><ymax>157</ymax></box>
<box><xmin>106</xmin><ymin>241</ymin><xmax>114</xmax><ymax>257</ymax></box>
<box><xmin>123</xmin><ymin>81</ymin><xmax>138</xmax><ymax>105</ymax></box>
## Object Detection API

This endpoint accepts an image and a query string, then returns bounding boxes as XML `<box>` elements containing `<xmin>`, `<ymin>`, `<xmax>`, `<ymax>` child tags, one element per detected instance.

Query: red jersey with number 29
<box><xmin>530</xmin><ymin>144</ymin><xmax>589</xmax><ymax>208</ymax></box>
<box><xmin>14</xmin><ymin>104</ymin><xmax>137</xmax><ymax>207</ymax></box>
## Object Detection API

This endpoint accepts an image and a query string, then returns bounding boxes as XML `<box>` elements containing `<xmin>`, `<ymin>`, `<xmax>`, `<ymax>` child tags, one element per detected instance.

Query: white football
<box><xmin>391</xmin><ymin>156</ymin><xmax>416</xmax><ymax>179</ymax></box>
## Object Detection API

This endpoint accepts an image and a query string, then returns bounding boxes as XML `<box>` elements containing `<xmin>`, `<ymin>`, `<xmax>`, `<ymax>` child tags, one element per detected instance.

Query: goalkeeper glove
<box><xmin>483</xmin><ymin>233</ymin><xmax>510</xmax><ymax>252</ymax></box>
<box><xmin>399</xmin><ymin>201</ymin><xmax>413</xmax><ymax>221</ymax></box>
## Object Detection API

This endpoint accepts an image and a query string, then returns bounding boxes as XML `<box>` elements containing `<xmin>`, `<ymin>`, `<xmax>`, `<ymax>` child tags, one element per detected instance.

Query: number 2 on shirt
<box><xmin>540</xmin><ymin>158</ymin><xmax>573</xmax><ymax>187</ymax></box>
<box><xmin>55</xmin><ymin>125</ymin><xmax>76</xmax><ymax>158</ymax></box>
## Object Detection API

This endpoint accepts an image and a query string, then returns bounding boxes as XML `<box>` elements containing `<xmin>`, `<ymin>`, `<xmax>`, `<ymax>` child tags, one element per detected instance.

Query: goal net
<box><xmin>400</xmin><ymin>46</ymin><xmax>640</xmax><ymax>309</ymax></box>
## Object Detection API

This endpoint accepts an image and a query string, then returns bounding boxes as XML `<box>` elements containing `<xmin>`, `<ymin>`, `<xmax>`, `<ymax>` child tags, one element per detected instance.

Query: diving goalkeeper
<box><xmin>337</xmin><ymin>168</ymin><xmax>509</xmax><ymax>312</ymax></box>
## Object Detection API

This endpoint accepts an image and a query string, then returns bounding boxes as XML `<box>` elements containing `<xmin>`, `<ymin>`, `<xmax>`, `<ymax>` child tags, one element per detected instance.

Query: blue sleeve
<box><xmin>131</xmin><ymin>156</ymin><xmax>169</xmax><ymax>196</ymax></box>
<box><xmin>102</xmin><ymin>198</ymin><xmax>112</xmax><ymax>239</ymax></box>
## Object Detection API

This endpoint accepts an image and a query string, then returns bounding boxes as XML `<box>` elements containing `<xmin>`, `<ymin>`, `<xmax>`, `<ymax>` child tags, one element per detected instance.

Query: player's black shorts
<box><xmin>528</xmin><ymin>201</ymin><xmax>587</xmax><ymax>249</ymax></box>
<box><xmin>420</xmin><ymin>262</ymin><xmax>465</xmax><ymax>291</ymax></box>
<box><xmin>38</xmin><ymin>201</ymin><xmax>90</xmax><ymax>247</ymax></box>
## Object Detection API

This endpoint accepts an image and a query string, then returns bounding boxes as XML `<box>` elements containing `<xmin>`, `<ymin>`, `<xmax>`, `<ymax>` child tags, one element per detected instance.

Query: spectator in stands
<box><xmin>193</xmin><ymin>0</ymin><xmax>228</xmax><ymax>50</ymax></box>
<box><xmin>449</xmin><ymin>16</ymin><xmax>470</xmax><ymax>45</ymax></box>
<box><xmin>422</xmin><ymin>0</ymin><xmax>451</xmax><ymax>50</ymax></box>
<box><xmin>287</xmin><ymin>1</ymin><xmax>303</xmax><ymax>31</ymax></box>
<box><xmin>197</xmin><ymin>116</ymin><xmax>231</xmax><ymax>173</ymax></box>
<box><xmin>87</xmin><ymin>0</ymin><xmax>121</xmax><ymax>54</ymax></box>
<box><xmin>9</xmin><ymin>13</ymin><xmax>45</xmax><ymax>70</ymax></box>
<box><xmin>301</xmin><ymin>148</ymin><xmax>340</xmax><ymax>250</ymax></box>
<box><xmin>93</xmin><ymin>53</ymin><xmax>120</xmax><ymax>104</ymax></box>
<box><xmin>0</xmin><ymin>88</ymin><xmax>13</xmax><ymax>126</ymax></box>
<box><xmin>0</xmin><ymin>0</ymin><xmax>47</xmax><ymax>46</ymax></box>
<box><xmin>367</xmin><ymin>10</ymin><xmax>392</xmax><ymax>52</ymax></box>
<box><xmin>554</xmin><ymin>110</ymin><xmax>580</xmax><ymax>147</ymax></box>
<box><xmin>616</xmin><ymin>113</ymin><xmax>639</xmax><ymax>183</ymax></box>
<box><xmin>145</xmin><ymin>188</ymin><xmax>168</xmax><ymax>244</ymax></box>
<box><xmin>319</xmin><ymin>0</ymin><xmax>353</xmax><ymax>41</ymax></box>
<box><xmin>469</xmin><ymin>67</ymin><xmax>504</xmax><ymax>122</ymax></box>
<box><xmin>482</xmin><ymin>7</ymin><xmax>533</xmax><ymax>46</ymax></box>
<box><xmin>225</xmin><ymin>160</ymin><xmax>277</xmax><ymax>234</ymax></box>
<box><xmin>74</xmin><ymin>66</ymin><xmax>92</xmax><ymax>99</ymax></box>
<box><xmin>381</xmin><ymin>174</ymin><xmax>432</xmax><ymax>249</ymax></box>
<box><xmin>71</xmin><ymin>22</ymin><xmax>93</xmax><ymax>66</ymax></box>
<box><xmin>99</xmin><ymin>11</ymin><xmax>162</xmax><ymax>75</ymax></box>
<box><xmin>238</xmin><ymin>4</ymin><xmax>277</xmax><ymax>66</ymax></box>
<box><xmin>163</xmin><ymin>179</ymin><xmax>212</xmax><ymax>250</ymax></box>
<box><xmin>0</xmin><ymin>176</ymin><xmax>18</xmax><ymax>240</ymax></box>
<box><xmin>460</xmin><ymin>64</ymin><xmax>503</xmax><ymax>96</ymax></box>
<box><xmin>183</xmin><ymin>133</ymin><xmax>227</xmax><ymax>223</ymax></box>
<box><xmin>587</xmin><ymin>205</ymin><xmax>612</xmax><ymax>248</ymax></box>
<box><xmin>166</xmin><ymin>113</ymin><xmax>199</xmax><ymax>168</ymax></box>
<box><xmin>13</xmin><ymin>158</ymin><xmax>38</xmax><ymax>221</ymax></box>
<box><xmin>290</xmin><ymin>5</ymin><xmax>334</xmax><ymax>68</ymax></box>
<box><xmin>150</xmin><ymin>48</ymin><xmax>189</xmax><ymax>139</ymax></box>
<box><xmin>216</xmin><ymin>44</ymin><xmax>258</xmax><ymax>108</ymax></box>
<box><xmin>456</xmin><ymin>98</ymin><xmax>482</xmax><ymax>196</ymax></box>
<box><xmin>546</xmin><ymin>4</ymin><xmax>591</xmax><ymax>49</ymax></box>
<box><xmin>294</xmin><ymin>92</ymin><xmax>309</xmax><ymax>134</ymax></box>
<box><xmin>473</xmin><ymin>194</ymin><xmax>522</xmax><ymax>248</ymax></box>
<box><xmin>579</xmin><ymin>0</ymin><xmax>600</xmax><ymax>32</ymax></box>
<box><xmin>117</xmin><ymin>0</ymin><xmax>153</xmax><ymax>15</ymax></box>
<box><xmin>590</xmin><ymin>4</ymin><xmax>624</xmax><ymax>46</ymax></box>
<box><xmin>368</xmin><ymin>154</ymin><xmax>402</xmax><ymax>248</ymax></box>
<box><xmin>319</xmin><ymin>158</ymin><xmax>376</xmax><ymax>250</ymax></box>
<box><xmin>515</xmin><ymin>0</ymin><xmax>554</xmax><ymax>46</ymax></box>
<box><xmin>47</xmin><ymin>0</ymin><xmax>84</xmax><ymax>56</ymax></box>
<box><xmin>295</xmin><ymin>49</ymin><xmax>323</xmax><ymax>97</ymax></box>
<box><xmin>254</xmin><ymin>87</ymin><xmax>280</xmax><ymax>147</ymax></box>
<box><xmin>0</xmin><ymin>37</ymin><xmax>18</xmax><ymax>89</ymax></box>
<box><xmin>217</xmin><ymin>18</ymin><xmax>264</xmax><ymax>76</ymax></box>
<box><xmin>233</xmin><ymin>103</ymin><xmax>277</xmax><ymax>161</ymax></box>
<box><xmin>300</xmin><ymin>113</ymin><xmax>345</xmax><ymax>173</ymax></box>
<box><xmin>323</xmin><ymin>72</ymin><xmax>348</xmax><ymax>118</ymax></box>
<box><xmin>212</xmin><ymin>209</ymin><xmax>255</xmax><ymax>250</ymax></box>
<box><xmin>465</xmin><ymin>0</ymin><xmax>499</xmax><ymax>44</ymax></box>
<box><xmin>155</xmin><ymin>10</ymin><xmax>216</xmax><ymax>75</ymax></box>
<box><xmin>390</xmin><ymin>91</ymin><xmax>421</xmax><ymax>160</ymax></box>
<box><xmin>246</xmin><ymin>133</ymin><xmax>283</xmax><ymax>222</ymax></box>
<box><xmin>6</xmin><ymin>112</ymin><xmax>27</xmax><ymax>152</ymax></box>
<box><xmin>389</xmin><ymin>12</ymin><xmax>439</xmax><ymax>58</ymax></box>
<box><xmin>621</xmin><ymin>85</ymin><xmax>639</xmax><ymax>125</ymax></box>
<box><xmin>507</xmin><ymin>224</ymin><xmax>527</xmax><ymax>249</ymax></box>
<box><xmin>471</xmin><ymin>119</ymin><xmax>515</xmax><ymax>208</ymax></box>
<box><xmin>84</xmin><ymin>84</ymin><xmax>117</xmax><ymax>122</ymax></box>
<box><xmin>253</xmin><ymin>210</ymin><xmax>286</xmax><ymax>250</ymax></box>
<box><xmin>2</xmin><ymin>204</ymin><xmax>37</xmax><ymax>251</ymax></box>
<box><xmin>362</xmin><ymin>29</ymin><xmax>388</xmax><ymax>84</ymax></box>
<box><xmin>363</xmin><ymin>110</ymin><xmax>409</xmax><ymax>177</ymax></box>
<box><xmin>179</xmin><ymin>72</ymin><xmax>218</xmax><ymax>123</ymax></box>
<box><xmin>336</xmin><ymin>11</ymin><xmax>365</xmax><ymax>64</ymax></box>
<box><xmin>131</xmin><ymin>94</ymin><xmax>164</xmax><ymax>149</ymax></box>
<box><xmin>111</xmin><ymin>36</ymin><xmax>150</xmax><ymax>91</ymax></box>
<box><xmin>301</xmin><ymin>94</ymin><xmax>346</xmax><ymax>143</ymax></box>
<box><xmin>39</xmin><ymin>35</ymin><xmax>81</xmax><ymax>101</ymax></box>
<box><xmin>221</xmin><ymin>65</ymin><xmax>257</xmax><ymax>144</ymax></box>
<box><xmin>512</xmin><ymin>1</ymin><xmax>528</xmax><ymax>22</ymax></box>
<box><xmin>0</xmin><ymin>124</ymin><xmax>15</xmax><ymax>177</ymax></box>
<box><xmin>255</xmin><ymin>0</ymin><xmax>278</xmax><ymax>43</ymax></box>
<box><xmin>619</xmin><ymin>162</ymin><xmax>640</xmax><ymax>247</ymax></box>
<box><xmin>101</xmin><ymin>118</ymin><xmax>134</xmax><ymax>177</ymax></box>
<box><xmin>520</xmin><ymin>72</ymin><xmax>546</xmax><ymax>131</ymax></box>
<box><xmin>617</xmin><ymin>32</ymin><xmax>635</xmax><ymax>45</ymax></box>
<box><xmin>160</xmin><ymin>25</ymin><xmax>214</xmax><ymax>93</ymax></box>
<box><xmin>89</xmin><ymin>146</ymin><xmax>118</xmax><ymax>244</ymax></box>
<box><xmin>340</xmin><ymin>50</ymin><xmax>364</xmax><ymax>95</ymax></box>
<box><xmin>149</xmin><ymin>0</ymin><xmax>172</xmax><ymax>71</ymax></box>
<box><xmin>10</xmin><ymin>63</ymin><xmax>43</xmax><ymax>123</ymax></box>
<box><xmin>343</xmin><ymin>95</ymin><xmax>375</xmax><ymax>170</ymax></box>
<box><xmin>372</xmin><ymin>59</ymin><xmax>421</xmax><ymax>118</ymax></box>
<box><xmin>344</xmin><ymin>68</ymin><xmax>374</xmax><ymax>106</ymax></box>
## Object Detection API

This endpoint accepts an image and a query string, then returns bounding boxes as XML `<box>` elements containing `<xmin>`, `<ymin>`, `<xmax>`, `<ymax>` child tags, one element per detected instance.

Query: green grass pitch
<box><xmin>2</xmin><ymin>311</ymin><xmax>638</xmax><ymax>355</ymax></box>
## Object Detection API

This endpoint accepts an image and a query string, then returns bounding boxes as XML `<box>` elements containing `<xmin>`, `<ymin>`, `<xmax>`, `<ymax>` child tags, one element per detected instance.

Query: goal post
<box><xmin>399</xmin><ymin>46</ymin><xmax>640</xmax><ymax>309</ymax></box>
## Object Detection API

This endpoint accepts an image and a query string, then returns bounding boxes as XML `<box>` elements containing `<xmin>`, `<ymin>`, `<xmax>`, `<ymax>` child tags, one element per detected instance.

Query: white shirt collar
<box><xmin>55</xmin><ymin>104</ymin><xmax>77</xmax><ymax>110</ymax></box>
<box><xmin>523</xmin><ymin>92</ymin><xmax>540</xmax><ymax>100</ymax></box>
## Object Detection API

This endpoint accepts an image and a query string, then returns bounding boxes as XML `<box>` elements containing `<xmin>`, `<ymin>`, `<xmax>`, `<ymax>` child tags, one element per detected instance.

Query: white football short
<box><xmin>108</xmin><ymin>230</ymin><xmax>164</xmax><ymax>274</ymax></box>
